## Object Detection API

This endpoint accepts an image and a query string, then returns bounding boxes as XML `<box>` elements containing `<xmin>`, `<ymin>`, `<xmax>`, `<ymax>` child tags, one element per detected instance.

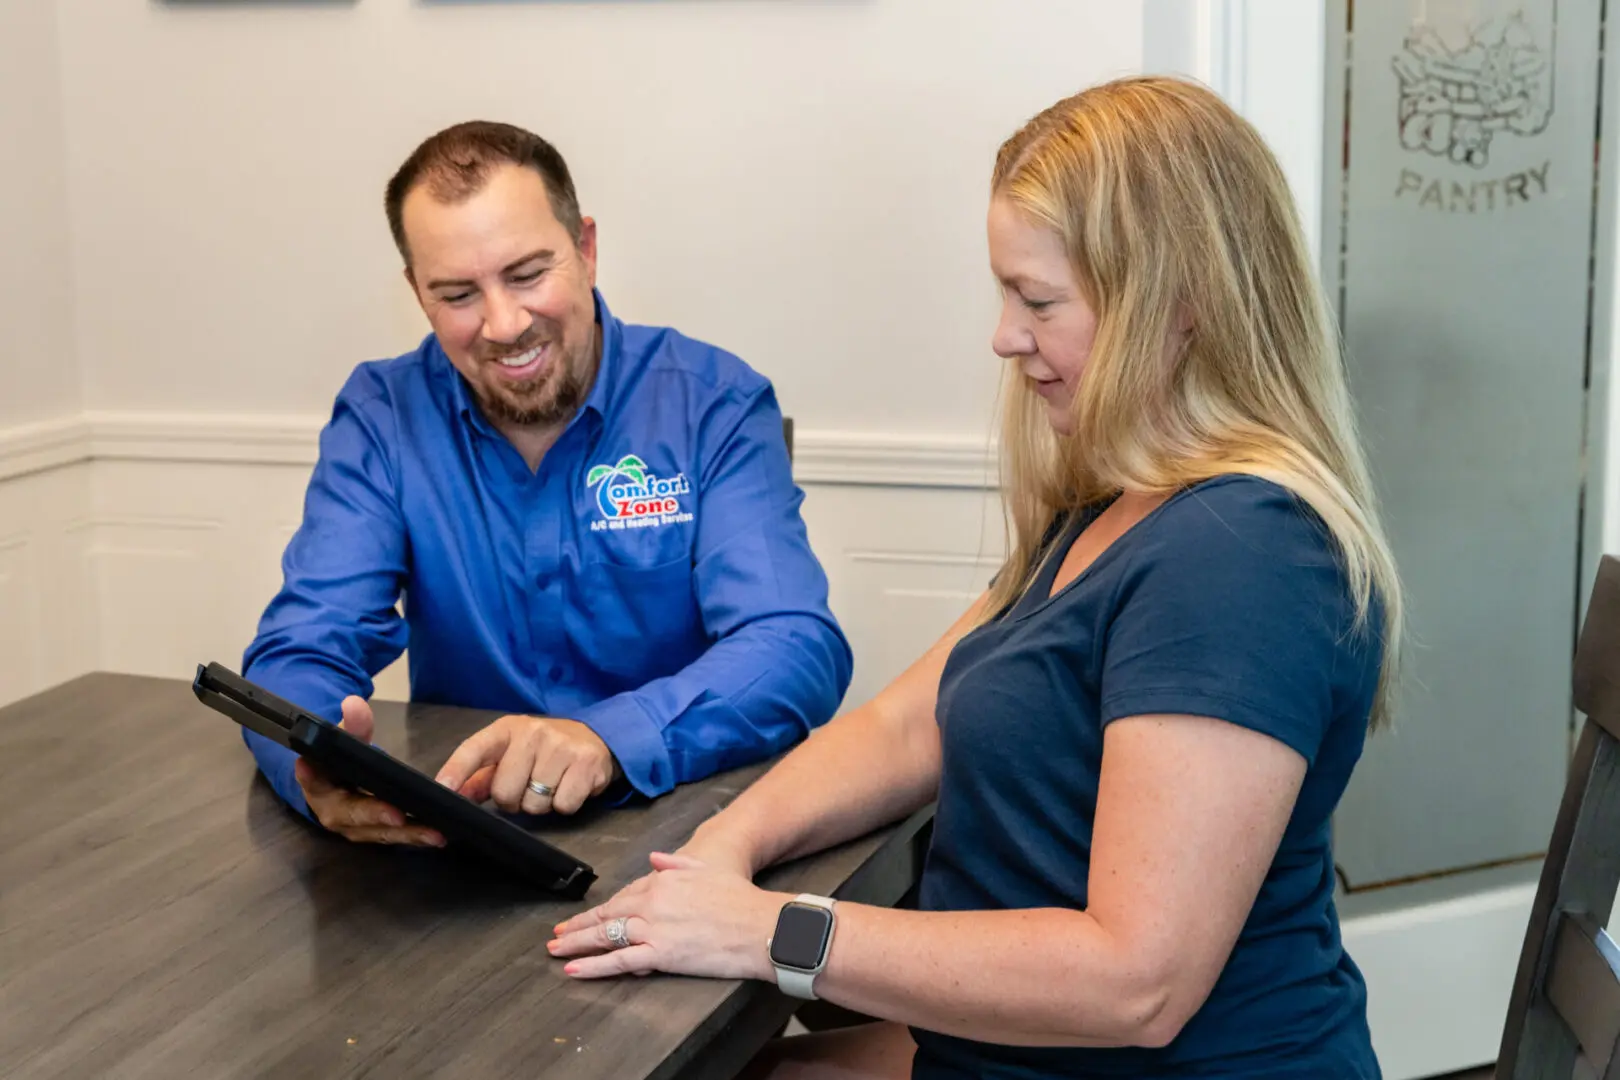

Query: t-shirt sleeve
<box><xmin>1099</xmin><ymin>479</ymin><xmax>1361</xmax><ymax>767</ymax></box>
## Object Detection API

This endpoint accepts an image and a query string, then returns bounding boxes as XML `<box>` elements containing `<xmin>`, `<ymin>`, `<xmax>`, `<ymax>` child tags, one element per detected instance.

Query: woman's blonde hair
<box><xmin>986</xmin><ymin>75</ymin><xmax>1403</xmax><ymax>730</ymax></box>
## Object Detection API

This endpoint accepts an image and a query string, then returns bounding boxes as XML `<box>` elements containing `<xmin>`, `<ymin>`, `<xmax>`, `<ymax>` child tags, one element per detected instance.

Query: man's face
<box><xmin>403</xmin><ymin>163</ymin><xmax>600</xmax><ymax>429</ymax></box>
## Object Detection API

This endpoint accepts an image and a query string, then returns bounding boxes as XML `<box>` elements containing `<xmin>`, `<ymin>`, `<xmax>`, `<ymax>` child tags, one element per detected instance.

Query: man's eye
<box><xmin>512</xmin><ymin>270</ymin><xmax>544</xmax><ymax>285</ymax></box>
<box><xmin>441</xmin><ymin>292</ymin><xmax>473</xmax><ymax>304</ymax></box>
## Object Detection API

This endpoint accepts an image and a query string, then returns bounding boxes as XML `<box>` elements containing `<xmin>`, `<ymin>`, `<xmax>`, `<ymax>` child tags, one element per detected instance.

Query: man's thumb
<box><xmin>338</xmin><ymin>695</ymin><xmax>375</xmax><ymax>742</ymax></box>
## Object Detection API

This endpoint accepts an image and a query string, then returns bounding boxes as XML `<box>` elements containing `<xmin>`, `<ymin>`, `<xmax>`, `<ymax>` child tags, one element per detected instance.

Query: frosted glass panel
<box><xmin>1331</xmin><ymin>0</ymin><xmax>1600</xmax><ymax>888</ymax></box>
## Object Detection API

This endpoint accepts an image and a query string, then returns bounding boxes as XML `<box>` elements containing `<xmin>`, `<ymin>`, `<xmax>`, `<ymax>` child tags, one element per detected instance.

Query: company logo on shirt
<box><xmin>586</xmin><ymin>454</ymin><xmax>695</xmax><ymax>532</ymax></box>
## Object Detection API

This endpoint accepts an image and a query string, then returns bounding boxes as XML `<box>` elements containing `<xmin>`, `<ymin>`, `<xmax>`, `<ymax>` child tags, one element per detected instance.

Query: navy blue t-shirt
<box><xmin>911</xmin><ymin>475</ymin><xmax>1382</xmax><ymax>1079</ymax></box>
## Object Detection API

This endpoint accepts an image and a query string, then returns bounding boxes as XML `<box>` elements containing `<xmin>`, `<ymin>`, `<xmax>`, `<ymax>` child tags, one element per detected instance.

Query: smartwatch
<box><xmin>768</xmin><ymin>893</ymin><xmax>837</xmax><ymax>999</ymax></box>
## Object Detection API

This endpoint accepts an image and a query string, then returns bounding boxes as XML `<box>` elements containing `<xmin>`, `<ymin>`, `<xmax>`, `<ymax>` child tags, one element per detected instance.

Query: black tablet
<box><xmin>192</xmin><ymin>661</ymin><xmax>597</xmax><ymax>899</ymax></box>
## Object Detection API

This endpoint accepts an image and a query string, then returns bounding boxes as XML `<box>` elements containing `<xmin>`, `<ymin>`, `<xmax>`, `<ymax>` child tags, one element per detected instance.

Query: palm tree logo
<box><xmin>586</xmin><ymin>455</ymin><xmax>647</xmax><ymax>518</ymax></box>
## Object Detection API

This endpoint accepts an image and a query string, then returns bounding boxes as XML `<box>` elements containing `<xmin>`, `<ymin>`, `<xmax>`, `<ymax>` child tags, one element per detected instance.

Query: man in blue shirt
<box><xmin>241</xmin><ymin>120</ymin><xmax>852</xmax><ymax>845</ymax></box>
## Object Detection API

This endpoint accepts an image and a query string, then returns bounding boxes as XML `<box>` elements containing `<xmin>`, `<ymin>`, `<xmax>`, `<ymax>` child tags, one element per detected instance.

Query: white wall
<box><xmin>33</xmin><ymin>0</ymin><xmax>1149</xmax><ymax>707</ymax></box>
<box><xmin>55</xmin><ymin>0</ymin><xmax>1141</xmax><ymax>436</ymax></box>
<box><xmin>0</xmin><ymin>1</ymin><xmax>89</xmax><ymax>703</ymax></box>
<box><xmin>1142</xmin><ymin>0</ymin><xmax>1326</xmax><ymax>256</ymax></box>
<box><xmin>1234</xmin><ymin>1</ymin><xmax>1326</xmax><ymax>257</ymax></box>
<box><xmin>0</xmin><ymin>0</ymin><xmax>1347</xmax><ymax>752</ymax></box>
<box><xmin>0</xmin><ymin>1</ymin><xmax>77</xmax><ymax>427</ymax></box>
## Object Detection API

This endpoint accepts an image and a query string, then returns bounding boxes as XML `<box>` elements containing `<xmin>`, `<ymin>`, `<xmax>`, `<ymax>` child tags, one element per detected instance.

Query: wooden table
<box><xmin>0</xmin><ymin>674</ymin><xmax>931</xmax><ymax>1079</ymax></box>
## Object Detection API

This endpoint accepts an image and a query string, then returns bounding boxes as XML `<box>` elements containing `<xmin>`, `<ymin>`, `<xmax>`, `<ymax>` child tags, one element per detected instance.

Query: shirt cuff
<box><xmin>572</xmin><ymin>692</ymin><xmax>676</xmax><ymax>799</ymax></box>
<box><xmin>242</xmin><ymin>728</ymin><xmax>316</xmax><ymax>821</ymax></box>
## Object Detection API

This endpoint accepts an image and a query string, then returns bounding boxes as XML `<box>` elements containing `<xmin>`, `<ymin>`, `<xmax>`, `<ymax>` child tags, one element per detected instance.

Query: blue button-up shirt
<box><xmin>241</xmin><ymin>290</ymin><xmax>852</xmax><ymax>816</ymax></box>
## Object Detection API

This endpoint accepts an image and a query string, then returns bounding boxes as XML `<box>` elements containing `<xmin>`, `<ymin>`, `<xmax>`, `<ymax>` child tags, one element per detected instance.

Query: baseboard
<box><xmin>0</xmin><ymin>411</ymin><xmax>1001</xmax><ymax>489</ymax></box>
<box><xmin>1344</xmin><ymin>881</ymin><xmax>1534</xmax><ymax>1080</ymax></box>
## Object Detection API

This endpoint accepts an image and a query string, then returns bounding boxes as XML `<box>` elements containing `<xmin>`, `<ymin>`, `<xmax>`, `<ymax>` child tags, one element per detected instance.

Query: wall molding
<box><xmin>0</xmin><ymin>411</ymin><xmax>1002</xmax><ymax>490</ymax></box>
<box><xmin>791</xmin><ymin>431</ymin><xmax>997</xmax><ymax>489</ymax></box>
<box><xmin>82</xmin><ymin>410</ymin><xmax>325</xmax><ymax>468</ymax></box>
<box><xmin>0</xmin><ymin>415</ymin><xmax>91</xmax><ymax>482</ymax></box>
<box><xmin>1194</xmin><ymin>0</ymin><xmax>1249</xmax><ymax>111</ymax></box>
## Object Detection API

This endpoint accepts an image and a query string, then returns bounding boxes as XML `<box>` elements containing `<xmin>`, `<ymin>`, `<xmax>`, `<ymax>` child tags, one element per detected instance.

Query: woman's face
<box><xmin>987</xmin><ymin>196</ymin><xmax>1097</xmax><ymax>437</ymax></box>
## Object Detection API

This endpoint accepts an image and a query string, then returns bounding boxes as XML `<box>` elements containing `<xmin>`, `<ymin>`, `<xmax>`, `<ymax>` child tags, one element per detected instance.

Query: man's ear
<box><xmin>576</xmin><ymin>217</ymin><xmax>599</xmax><ymax>288</ymax></box>
<box><xmin>404</xmin><ymin>264</ymin><xmax>426</xmax><ymax>308</ymax></box>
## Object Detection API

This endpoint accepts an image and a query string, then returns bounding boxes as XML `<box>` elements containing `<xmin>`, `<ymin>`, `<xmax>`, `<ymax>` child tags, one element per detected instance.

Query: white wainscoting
<box><xmin>0</xmin><ymin>413</ymin><xmax>1006</xmax><ymax>710</ymax></box>
<box><xmin>0</xmin><ymin>410</ymin><xmax>1527</xmax><ymax>1080</ymax></box>
<box><xmin>0</xmin><ymin>451</ymin><xmax>96</xmax><ymax>705</ymax></box>
<box><xmin>802</xmin><ymin>483</ymin><xmax>1004</xmax><ymax>708</ymax></box>
<box><xmin>84</xmin><ymin>457</ymin><xmax>312</xmax><ymax>691</ymax></box>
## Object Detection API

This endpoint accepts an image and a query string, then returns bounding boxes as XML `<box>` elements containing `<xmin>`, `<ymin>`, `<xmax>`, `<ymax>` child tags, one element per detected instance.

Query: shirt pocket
<box><xmin>572</xmin><ymin>554</ymin><xmax>704</xmax><ymax>680</ymax></box>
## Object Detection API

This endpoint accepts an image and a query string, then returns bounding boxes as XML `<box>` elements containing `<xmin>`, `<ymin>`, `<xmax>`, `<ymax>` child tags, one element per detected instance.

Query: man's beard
<box><xmin>474</xmin><ymin>341</ymin><xmax>590</xmax><ymax>428</ymax></box>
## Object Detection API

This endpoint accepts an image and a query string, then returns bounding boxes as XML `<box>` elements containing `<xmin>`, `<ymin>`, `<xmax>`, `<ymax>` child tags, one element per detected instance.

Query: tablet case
<box><xmin>192</xmin><ymin>661</ymin><xmax>596</xmax><ymax>899</ymax></box>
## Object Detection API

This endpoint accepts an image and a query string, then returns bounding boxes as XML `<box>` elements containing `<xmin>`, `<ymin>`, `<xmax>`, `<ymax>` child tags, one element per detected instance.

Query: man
<box><xmin>240</xmin><ymin>121</ymin><xmax>852</xmax><ymax>845</ymax></box>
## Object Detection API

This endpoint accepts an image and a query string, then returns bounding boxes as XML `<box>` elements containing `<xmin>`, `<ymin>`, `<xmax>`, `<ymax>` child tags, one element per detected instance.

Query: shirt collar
<box><xmin>577</xmin><ymin>287</ymin><xmax>621</xmax><ymax>429</ymax></box>
<box><xmin>440</xmin><ymin>287</ymin><xmax>621</xmax><ymax>442</ymax></box>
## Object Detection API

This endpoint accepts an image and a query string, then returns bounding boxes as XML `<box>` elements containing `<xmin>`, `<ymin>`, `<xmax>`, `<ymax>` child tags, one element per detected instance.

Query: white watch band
<box><xmin>773</xmin><ymin>893</ymin><xmax>836</xmax><ymax>1000</ymax></box>
<box><xmin>775</xmin><ymin>962</ymin><xmax>820</xmax><ymax>1000</ymax></box>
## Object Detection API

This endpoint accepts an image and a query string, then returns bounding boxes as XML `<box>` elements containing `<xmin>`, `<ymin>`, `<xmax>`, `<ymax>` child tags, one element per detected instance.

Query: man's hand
<box><xmin>435</xmin><ymin>715</ymin><xmax>621</xmax><ymax>815</ymax></box>
<box><xmin>294</xmin><ymin>696</ymin><xmax>446</xmax><ymax>847</ymax></box>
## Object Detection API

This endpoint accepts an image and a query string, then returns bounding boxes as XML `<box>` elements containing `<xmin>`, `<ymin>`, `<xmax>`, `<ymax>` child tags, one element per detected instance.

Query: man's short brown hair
<box><xmin>385</xmin><ymin>120</ymin><xmax>583</xmax><ymax>265</ymax></box>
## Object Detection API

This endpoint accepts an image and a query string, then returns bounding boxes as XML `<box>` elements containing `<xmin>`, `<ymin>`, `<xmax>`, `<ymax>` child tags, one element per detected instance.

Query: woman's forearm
<box><xmin>687</xmin><ymin>693</ymin><xmax>939</xmax><ymax>874</ymax></box>
<box><xmin>812</xmin><ymin>904</ymin><xmax>1181</xmax><ymax>1049</ymax></box>
<box><xmin>686</xmin><ymin>595</ymin><xmax>988</xmax><ymax>874</ymax></box>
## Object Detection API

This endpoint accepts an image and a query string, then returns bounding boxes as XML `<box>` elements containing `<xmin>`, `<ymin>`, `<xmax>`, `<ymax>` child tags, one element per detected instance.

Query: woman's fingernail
<box><xmin>564</xmin><ymin>962</ymin><xmax>580</xmax><ymax>976</ymax></box>
<box><xmin>554</xmin><ymin>923</ymin><xmax>566</xmax><ymax>936</ymax></box>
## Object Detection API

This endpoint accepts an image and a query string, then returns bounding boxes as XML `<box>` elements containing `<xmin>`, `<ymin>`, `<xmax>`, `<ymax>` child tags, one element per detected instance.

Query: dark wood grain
<box><xmin>0</xmin><ymin>674</ymin><xmax>929</xmax><ymax>1080</ymax></box>
<box><xmin>1496</xmin><ymin>553</ymin><xmax>1620</xmax><ymax>1079</ymax></box>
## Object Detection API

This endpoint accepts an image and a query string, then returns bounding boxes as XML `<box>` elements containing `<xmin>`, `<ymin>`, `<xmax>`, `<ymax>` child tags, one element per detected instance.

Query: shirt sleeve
<box><xmin>573</xmin><ymin>384</ymin><xmax>853</xmax><ymax>797</ymax></box>
<box><xmin>239</xmin><ymin>373</ymin><xmax>410</xmax><ymax>817</ymax></box>
<box><xmin>1099</xmin><ymin>480</ymin><xmax>1362</xmax><ymax>767</ymax></box>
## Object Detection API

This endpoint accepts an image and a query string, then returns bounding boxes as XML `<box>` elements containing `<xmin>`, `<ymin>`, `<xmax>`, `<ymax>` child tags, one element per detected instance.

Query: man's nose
<box><xmin>482</xmin><ymin>288</ymin><xmax>533</xmax><ymax>345</ymax></box>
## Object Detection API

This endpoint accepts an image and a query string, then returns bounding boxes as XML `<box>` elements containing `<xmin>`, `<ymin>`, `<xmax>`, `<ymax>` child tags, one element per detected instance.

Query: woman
<box><xmin>548</xmin><ymin>75</ymin><xmax>1402</xmax><ymax>1080</ymax></box>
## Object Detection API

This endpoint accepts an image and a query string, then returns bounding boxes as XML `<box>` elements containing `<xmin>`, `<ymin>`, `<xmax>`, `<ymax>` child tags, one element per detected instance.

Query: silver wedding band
<box><xmin>527</xmin><ymin>779</ymin><xmax>556</xmax><ymax>798</ymax></box>
<box><xmin>605</xmin><ymin>916</ymin><xmax>631</xmax><ymax>950</ymax></box>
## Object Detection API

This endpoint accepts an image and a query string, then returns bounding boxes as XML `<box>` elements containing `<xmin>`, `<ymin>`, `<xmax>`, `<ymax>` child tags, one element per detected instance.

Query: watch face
<box><xmin>769</xmin><ymin>902</ymin><xmax>832</xmax><ymax>971</ymax></box>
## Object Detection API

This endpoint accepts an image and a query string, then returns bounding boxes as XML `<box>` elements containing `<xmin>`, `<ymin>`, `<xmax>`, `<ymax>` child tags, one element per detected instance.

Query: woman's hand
<box><xmin>672</xmin><ymin>829</ymin><xmax>761</xmax><ymax>882</ymax></box>
<box><xmin>548</xmin><ymin>853</ymin><xmax>788</xmax><ymax>981</ymax></box>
